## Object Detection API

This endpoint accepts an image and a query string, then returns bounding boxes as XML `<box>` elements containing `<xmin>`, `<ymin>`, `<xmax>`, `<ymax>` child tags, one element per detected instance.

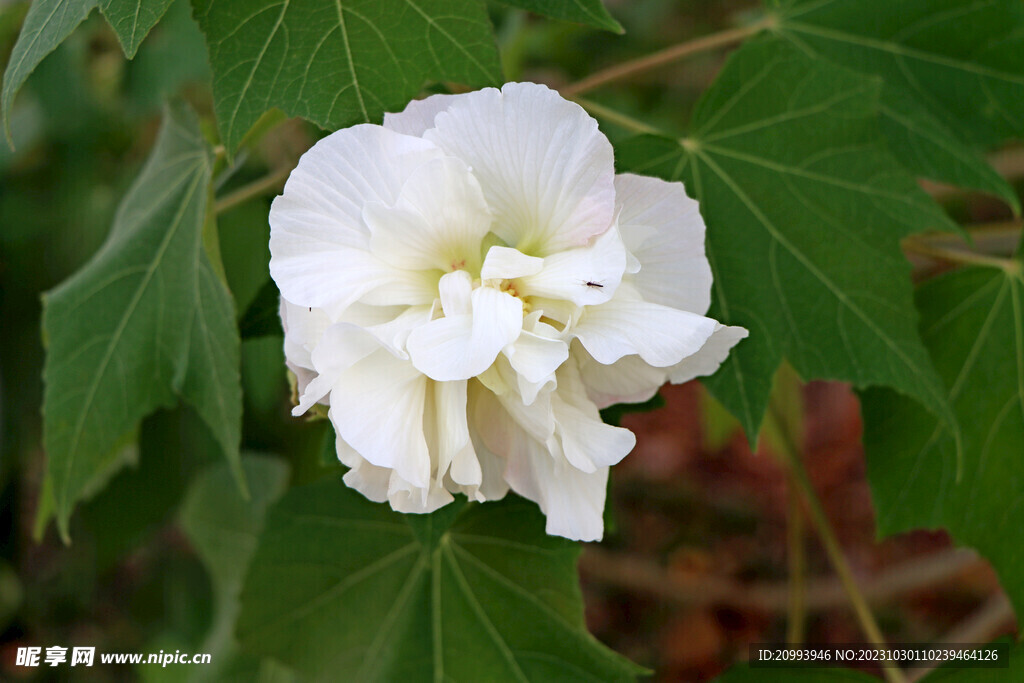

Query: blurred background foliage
<box><xmin>0</xmin><ymin>0</ymin><xmax>1019</xmax><ymax>680</ymax></box>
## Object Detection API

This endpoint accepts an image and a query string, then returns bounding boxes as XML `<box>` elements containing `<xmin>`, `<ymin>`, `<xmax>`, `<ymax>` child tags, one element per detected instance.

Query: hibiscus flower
<box><xmin>269</xmin><ymin>82</ymin><xmax>746</xmax><ymax>541</ymax></box>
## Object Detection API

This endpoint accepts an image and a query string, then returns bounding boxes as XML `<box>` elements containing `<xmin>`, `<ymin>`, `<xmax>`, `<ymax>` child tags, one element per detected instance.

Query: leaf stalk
<box><xmin>561</xmin><ymin>16</ymin><xmax>775</xmax><ymax>98</ymax></box>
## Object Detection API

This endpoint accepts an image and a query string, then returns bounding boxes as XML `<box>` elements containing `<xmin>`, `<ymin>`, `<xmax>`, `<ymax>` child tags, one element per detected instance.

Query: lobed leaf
<box><xmin>862</xmin><ymin>259</ymin><xmax>1024</xmax><ymax>618</ymax></box>
<box><xmin>99</xmin><ymin>0</ymin><xmax>174</xmax><ymax>57</ymax></box>
<box><xmin>1</xmin><ymin>0</ymin><xmax>98</xmax><ymax>143</ymax></box>
<box><xmin>617</xmin><ymin>38</ymin><xmax>959</xmax><ymax>442</ymax></box>
<box><xmin>773</xmin><ymin>0</ymin><xmax>1024</xmax><ymax>210</ymax></box>
<box><xmin>237</xmin><ymin>480</ymin><xmax>645</xmax><ymax>681</ymax></box>
<box><xmin>42</xmin><ymin>102</ymin><xmax>243</xmax><ymax>539</ymax></box>
<box><xmin>190</xmin><ymin>0</ymin><xmax>503</xmax><ymax>151</ymax></box>
<box><xmin>180</xmin><ymin>455</ymin><xmax>292</xmax><ymax>681</ymax></box>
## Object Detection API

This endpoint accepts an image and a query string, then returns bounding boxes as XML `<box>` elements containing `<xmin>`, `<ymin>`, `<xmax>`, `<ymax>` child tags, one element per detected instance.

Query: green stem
<box><xmin>572</xmin><ymin>98</ymin><xmax>664</xmax><ymax>136</ymax></box>
<box><xmin>903</xmin><ymin>237</ymin><xmax>1019</xmax><ymax>274</ymax></box>
<box><xmin>214</xmin><ymin>165</ymin><xmax>293</xmax><ymax>214</ymax></box>
<box><xmin>561</xmin><ymin>16</ymin><xmax>774</xmax><ymax>98</ymax></box>
<box><xmin>766</xmin><ymin>390</ymin><xmax>908</xmax><ymax>683</ymax></box>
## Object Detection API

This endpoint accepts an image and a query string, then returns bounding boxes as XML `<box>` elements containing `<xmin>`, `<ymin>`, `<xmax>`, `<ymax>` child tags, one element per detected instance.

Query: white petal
<box><xmin>467</xmin><ymin>383</ymin><xmax>512</xmax><ymax>501</ymax></box>
<box><xmin>424</xmin><ymin>83</ymin><xmax>616</xmax><ymax>254</ymax></box>
<box><xmin>363</xmin><ymin>305</ymin><xmax>434</xmax><ymax>358</ymax></box>
<box><xmin>292</xmin><ymin>322</ymin><xmax>383</xmax><ymax>415</ymax></box>
<box><xmin>532</xmin><ymin>458</ymin><xmax>609</xmax><ymax>542</ymax></box>
<box><xmin>388</xmin><ymin>473</ymin><xmax>453</xmax><ymax>514</ymax></box>
<box><xmin>576</xmin><ymin>348</ymin><xmax>668</xmax><ymax>409</ymax></box>
<box><xmin>502</xmin><ymin>312</ymin><xmax>568</xmax><ymax>402</ymax></box>
<box><xmin>327</xmin><ymin>349</ymin><xmax>431</xmax><ymax>488</ymax></box>
<box><xmin>480</xmin><ymin>246</ymin><xmax>544</xmax><ymax>280</ymax></box>
<box><xmin>520</xmin><ymin>223</ymin><xmax>627</xmax><ymax>306</ymax></box>
<box><xmin>365</xmin><ymin>156</ymin><xmax>491</xmax><ymax>272</ymax></box>
<box><xmin>384</xmin><ymin>93</ymin><xmax>460</xmax><ymax>137</ymax></box>
<box><xmin>615</xmin><ymin>173</ymin><xmax>712</xmax><ymax>314</ymax></box>
<box><xmin>470</xmin><ymin>382</ymin><xmax>607</xmax><ymax>541</ymax></box>
<box><xmin>432</xmin><ymin>380</ymin><xmax>481</xmax><ymax>487</ymax></box>
<box><xmin>438</xmin><ymin>269</ymin><xmax>473</xmax><ymax>317</ymax></box>
<box><xmin>269</xmin><ymin>125</ymin><xmax>445</xmax><ymax>314</ymax></box>
<box><xmin>552</xmin><ymin>363</ymin><xmax>636</xmax><ymax>472</ymax></box>
<box><xmin>574</xmin><ymin>298</ymin><xmax>718</xmax><ymax>367</ymax></box>
<box><xmin>667</xmin><ymin>324</ymin><xmax>749</xmax><ymax>384</ymax></box>
<box><xmin>280</xmin><ymin>298</ymin><xmax>331</xmax><ymax>371</ymax></box>
<box><xmin>407</xmin><ymin>286</ymin><xmax>523</xmax><ymax>381</ymax></box>
<box><xmin>342</xmin><ymin>460</ymin><xmax>391</xmax><ymax>503</ymax></box>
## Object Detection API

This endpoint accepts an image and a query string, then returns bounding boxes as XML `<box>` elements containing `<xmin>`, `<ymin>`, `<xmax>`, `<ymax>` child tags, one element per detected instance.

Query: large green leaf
<box><xmin>237</xmin><ymin>480</ymin><xmax>644</xmax><ymax>681</ymax></box>
<box><xmin>1</xmin><ymin>0</ymin><xmax>97</xmax><ymax>142</ymax></box>
<box><xmin>42</xmin><ymin>102</ymin><xmax>243</xmax><ymax>540</ymax></box>
<box><xmin>99</xmin><ymin>0</ymin><xmax>174</xmax><ymax>57</ymax></box>
<box><xmin>877</xmin><ymin>88</ymin><xmax>1018</xmax><ymax>212</ymax></box>
<box><xmin>616</xmin><ymin>38</ymin><xmax>959</xmax><ymax>441</ymax></box>
<box><xmin>496</xmin><ymin>0</ymin><xmax>622</xmax><ymax>33</ymax></box>
<box><xmin>772</xmin><ymin>0</ymin><xmax>1024</xmax><ymax>209</ymax></box>
<box><xmin>861</xmin><ymin>261</ymin><xmax>1024</xmax><ymax>617</ymax></box>
<box><xmin>191</xmin><ymin>0</ymin><xmax>502</xmax><ymax>151</ymax></box>
<box><xmin>179</xmin><ymin>455</ymin><xmax>292</xmax><ymax>682</ymax></box>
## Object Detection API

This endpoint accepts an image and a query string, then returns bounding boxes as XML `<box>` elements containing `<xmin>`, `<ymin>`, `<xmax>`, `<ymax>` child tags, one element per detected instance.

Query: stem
<box><xmin>214</xmin><ymin>165</ymin><xmax>294</xmax><ymax>214</ymax></box>
<box><xmin>903</xmin><ymin>237</ymin><xmax>1019</xmax><ymax>273</ymax></box>
<box><xmin>767</xmin><ymin>399</ymin><xmax>909</xmax><ymax>683</ymax></box>
<box><xmin>786</xmin><ymin>474</ymin><xmax>806</xmax><ymax>645</ymax></box>
<box><xmin>572</xmin><ymin>98</ymin><xmax>664</xmax><ymax>136</ymax></box>
<box><xmin>561</xmin><ymin>17</ymin><xmax>774</xmax><ymax>98</ymax></box>
<box><xmin>579</xmin><ymin>546</ymin><xmax>981</xmax><ymax>612</ymax></box>
<box><xmin>907</xmin><ymin>594</ymin><xmax>1015</xmax><ymax>682</ymax></box>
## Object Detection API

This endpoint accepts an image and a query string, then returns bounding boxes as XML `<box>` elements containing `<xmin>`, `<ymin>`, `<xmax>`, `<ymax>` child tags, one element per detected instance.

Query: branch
<box><xmin>561</xmin><ymin>17</ymin><xmax>774</xmax><ymax>98</ymax></box>
<box><xmin>907</xmin><ymin>594</ymin><xmax>1016</xmax><ymax>682</ymax></box>
<box><xmin>214</xmin><ymin>165</ymin><xmax>294</xmax><ymax>214</ymax></box>
<box><xmin>579</xmin><ymin>546</ymin><xmax>982</xmax><ymax>612</ymax></box>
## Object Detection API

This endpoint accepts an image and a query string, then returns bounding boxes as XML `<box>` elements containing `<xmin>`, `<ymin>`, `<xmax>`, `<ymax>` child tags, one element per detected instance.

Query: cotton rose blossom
<box><xmin>269</xmin><ymin>82</ymin><xmax>746</xmax><ymax>541</ymax></box>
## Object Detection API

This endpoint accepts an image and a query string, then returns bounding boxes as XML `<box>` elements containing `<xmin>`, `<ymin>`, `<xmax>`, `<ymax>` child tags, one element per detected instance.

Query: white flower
<box><xmin>270</xmin><ymin>82</ymin><xmax>747</xmax><ymax>541</ymax></box>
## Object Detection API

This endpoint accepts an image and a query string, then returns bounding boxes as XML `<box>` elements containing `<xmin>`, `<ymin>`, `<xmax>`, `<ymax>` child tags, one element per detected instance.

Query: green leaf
<box><xmin>181</xmin><ymin>257</ymin><xmax>247</xmax><ymax>495</ymax></box>
<box><xmin>179</xmin><ymin>455</ymin><xmax>291</xmax><ymax>682</ymax></box>
<box><xmin>878</xmin><ymin>89</ymin><xmax>1018</xmax><ymax>212</ymax></box>
<box><xmin>42</xmin><ymin>102</ymin><xmax>244</xmax><ymax>540</ymax></box>
<box><xmin>616</xmin><ymin>38</ymin><xmax>959</xmax><ymax>442</ymax></box>
<box><xmin>1</xmin><ymin>0</ymin><xmax>98</xmax><ymax>143</ymax></box>
<box><xmin>125</xmin><ymin>0</ymin><xmax>211</xmax><ymax>114</ymax></box>
<box><xmin>862</xmin><ymin>262</ymin><xmax>1024</xmax><ymax>617</ymax></box>
<box><xmin>237</xmin><ymin>480</ymin><xmax>644</xmax><ymax>681</ymax></box>
<box><xmin>99</xmin><ymin>0</ymin><xmax>174</xmax><ymax>57</ymax></box>
<box><xmin>774</xmin><ymin>0</ymin><xmax>1024</xmax><ymax>209</ymax></box>
<box><xmin>191</xmin><ymin>0</ymin><xmax>503</xmax><ymax>151</ymax></box>
<box><xmin>495</xmin><ymin>0</ymin><xmax>622</xmax><ymax>33</ymax></box>
<box><xmin>79</xmin><ymin>407</ymin><xmax>220</xmax><ymax>570</ymax></box>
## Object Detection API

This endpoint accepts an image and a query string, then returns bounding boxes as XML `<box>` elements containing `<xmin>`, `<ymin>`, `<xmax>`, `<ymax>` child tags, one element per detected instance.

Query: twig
<box><xmin>561</xmin><ymin>17</ymin><xmax>774</xmax><ymax>98</ymax></box>
<box><xmin>907</xmin><ymin>594</ymin><xmax>1016</xmax><ymax>682</ymax></box>
<box><xmin>214</xmin><ymin>165</ymin><xmax>294</xmax><ymax>214</ymax></box>
<box><xmin>579</xmin><ymin>547</ymin><xmax>982</xmax><ymax>612</ymax></box>
<box><xmin>903</xmin><ymin>236</ymin><xmax>1020</xmax><ymax>273</ymax></box>
<box><xmin>572</xmin><ymin>98</ymin><xmax>664</xmax><ymax>136</ymax></box>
